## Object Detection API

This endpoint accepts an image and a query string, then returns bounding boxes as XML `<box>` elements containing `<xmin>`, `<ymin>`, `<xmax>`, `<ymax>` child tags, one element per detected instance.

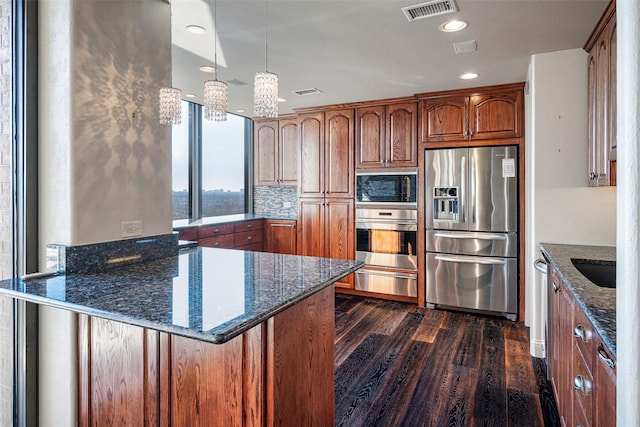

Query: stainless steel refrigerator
<box><xmin>425</xmin><ymin>146</ymin><xmax>518</xmax><ymax>320</ymax></box>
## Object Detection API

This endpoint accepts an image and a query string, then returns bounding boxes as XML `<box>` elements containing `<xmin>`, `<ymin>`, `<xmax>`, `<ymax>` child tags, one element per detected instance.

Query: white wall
<box><xmin>38</xmin><ymin>1</ymin><xmax>172</xmax><ymax>424</ymax></box>
<box><xmin>526</xmin><ymin>48</ymin><xmax>617</xmax><ymax>357</ymax></box>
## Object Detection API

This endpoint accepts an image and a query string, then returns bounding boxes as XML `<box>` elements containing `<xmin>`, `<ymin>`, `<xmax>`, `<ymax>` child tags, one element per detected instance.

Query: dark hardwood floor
<box><xmin>334</xmin><ymin>294</ymin><xmax>560</xmax><ymax>427</ymax></box>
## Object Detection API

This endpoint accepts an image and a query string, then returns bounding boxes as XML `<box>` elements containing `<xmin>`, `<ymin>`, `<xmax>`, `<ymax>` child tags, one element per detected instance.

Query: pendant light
<box><xmin>253</xmin><ymin>0</ymin><xmax>278</xmax><ymax>118</ymax></box>
<box><xmin>159</xmin><ymin>87</ymin><xmax>182</xmax><ymax>125</ymax></box>
<box><xmin>204</xmin><ymin>0</ymin><xmax>228</xmax><ymax>121</ymax></box>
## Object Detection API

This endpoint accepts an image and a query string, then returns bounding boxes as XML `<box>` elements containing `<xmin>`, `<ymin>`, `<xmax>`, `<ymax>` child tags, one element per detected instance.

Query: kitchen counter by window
<box><xmin>0</xmin><ymin>247</ymin><xmax>362</xmax><ymax>344</ymax></box>
<box><xmin>540</xmin><ymin>243</ymin><xmax>616</xmax><ymax>356</ymax></box>
<box><xmin>173</xmin><ymin>213</ymin><xmax>297</xmax><ymax>230</ymax></box>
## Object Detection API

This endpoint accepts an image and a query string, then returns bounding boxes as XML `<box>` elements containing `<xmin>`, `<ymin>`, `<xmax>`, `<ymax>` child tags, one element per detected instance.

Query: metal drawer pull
<box><xmin>434</xmin><ymin>232</ymin><xmax>507</xmax><ymax>241</ymax></box>
<box><xmin>573</xmin><ymin>324</ymin><xmax>588</xmax><ymax>342</ymax></box>
<box><xmin>552</xmin><ymin>282</ymin><xmax>560</xmax><ymax>293</ymax></box>
<box><xmin>434</xmin><ymin>255</ymin><xmax>506</xmax><ymax>265</ymax></box>
<box><xmin>247</xmin><ymin>224</ymin><xmax>253</xmax><ymax>229</ymax></box>
<box><xmin>247</xmin><ymin>236</ymin><xmax>253</xmax><ymax>241</ymax></box>
<box><xmin>214</xmin><ymin>228</ymin><xmax>220</xmax><ymax>233</ymax></box>
<box><xmin>597</xmin><ymin>345</ymin><xmax>615</xmax><ymax>368</ymax></box>
<box><xmin>214</xmin><ymin>242</ymin><xmax>220</xmax><ymax>247</ymax></box>
<box><xmin>573</xmin><ymin>375</ymin><xmax>592</xmax><ymax>395</ymax></box>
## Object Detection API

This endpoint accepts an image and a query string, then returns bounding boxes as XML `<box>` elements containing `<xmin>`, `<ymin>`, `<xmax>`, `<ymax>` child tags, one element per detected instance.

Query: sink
<box><xmin>570</xmin><ymin>258</ymin><xmax>616</xmax><ymax>288</ymax></box>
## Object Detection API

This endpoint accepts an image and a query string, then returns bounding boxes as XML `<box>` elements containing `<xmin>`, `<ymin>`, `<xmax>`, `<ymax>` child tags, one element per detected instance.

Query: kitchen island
<box><xmin>0</xmin><ymin>247</ymin><xmax>362</xmax><ymax>426</ymax></box>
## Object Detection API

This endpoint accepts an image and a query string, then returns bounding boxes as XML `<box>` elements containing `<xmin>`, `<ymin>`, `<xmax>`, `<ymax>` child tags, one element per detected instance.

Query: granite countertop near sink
<box><xmin>173</xmin><ymin>213</ymin><xmax>298</xmax><ymax>230</ymax></box>
<box><xmin>0</xmin><ymin>248</ymin><xmax>362</xmax><ymax>344</ymax></box>
<box><xmin>540</xmin><ymin>243</ymin><xmax>616</xmax><ymax>356</ymax></box>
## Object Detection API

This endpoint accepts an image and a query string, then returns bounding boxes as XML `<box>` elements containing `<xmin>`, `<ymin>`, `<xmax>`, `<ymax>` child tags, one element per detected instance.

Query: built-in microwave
<box><xmin>356</xmin><ymin>171</ymin><xmax>417</xmax><ymax>205</ymax></box>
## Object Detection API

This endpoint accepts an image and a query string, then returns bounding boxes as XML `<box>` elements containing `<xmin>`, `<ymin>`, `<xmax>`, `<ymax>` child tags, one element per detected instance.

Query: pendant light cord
<box><xmin>214</xmin><ymin>0</ymin><xmax>218</xmax><ymax>81</ymax></box>
<box><xmin>264</xmin><ymin>0</ymin><xmax>268</xmax><ymax>72</ymax></box>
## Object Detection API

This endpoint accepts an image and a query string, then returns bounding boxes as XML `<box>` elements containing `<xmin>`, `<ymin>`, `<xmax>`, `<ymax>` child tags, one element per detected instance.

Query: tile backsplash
<box><xmin>253</xmin><ymin>186</ymin><xmax>298</xmax><ymax>218</ymax></box>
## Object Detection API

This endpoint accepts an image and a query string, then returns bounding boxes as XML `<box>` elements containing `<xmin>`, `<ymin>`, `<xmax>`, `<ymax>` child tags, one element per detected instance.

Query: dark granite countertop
<box><xmin>540</xmin><ymin>243</ymin><xmax>616</xmax><ymax>357</ymax></box>
<box><xmin>173</xmin><ymin>213</ymin><xmax>297</xmax><ymax>230</ymax></box>
<box><xmin>0</xmin><ymin>248</ymin><xmax>362</xmax><ymax>344</ymax></box>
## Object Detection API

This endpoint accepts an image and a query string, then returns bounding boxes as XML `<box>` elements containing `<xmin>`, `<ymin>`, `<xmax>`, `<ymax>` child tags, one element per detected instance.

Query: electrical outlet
<box><xmin>283</xmin><ymin>202</ymin><xmax>292</xmax><ymax>208</ymax></box>
<box><xmin>121</xmin><ymin>221</ymin><xmax>143</xmax><ymax>238</ymax></box>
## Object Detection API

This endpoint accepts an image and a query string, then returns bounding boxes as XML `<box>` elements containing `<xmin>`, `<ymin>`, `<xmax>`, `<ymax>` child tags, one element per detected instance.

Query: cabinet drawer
<box><xmin>572</xmin><ymin>348</ymin><xmax>593</xmax><ymax>422</ymax></box>
<box><xmin>235</xmin><ymin>230</ymin><xmax>264</xmax><ymax>247</ymax></box>
<box><xmin>235</xmin><ymin>242</ymin><xmax>264</xmax><ymax>251</ymax></box>
<box><xmin>199</xmin><ymin>224</ymin><xmax>234</xmax><ymax>238</ymax></box>
<box><xmin>199</xmin><ymin>234</ymin><xmax>235</xmax><ymax>249</ymax></box>
<box><xmin>234</xmin><ymin>220</ymin><xmax>263</xmax><ymax>233</ymax></box>
<box><xmin>573</xmin><ymin>304</ymin><xmax>595</xmax><ymax>373</ymax></box>
<box><xmin>177</xmin><ymin>228</ymin><xmax>198</xmax><ymax>241</ymax></box>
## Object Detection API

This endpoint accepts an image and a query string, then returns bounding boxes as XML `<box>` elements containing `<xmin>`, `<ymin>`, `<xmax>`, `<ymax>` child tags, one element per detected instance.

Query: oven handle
<box><xmin>355</xmin><ymin>221</ymin><xmax>417</xmax><ymax>231</ymax></box>
<box><xmin>434</xmin><ymin>255</ymin><xmax>507</xmax><ymax>265</ymax></box>
<box><xmin>433</xmin><ymin>232</ymin><xmax>507</xmax><ymax>241</ymax></box>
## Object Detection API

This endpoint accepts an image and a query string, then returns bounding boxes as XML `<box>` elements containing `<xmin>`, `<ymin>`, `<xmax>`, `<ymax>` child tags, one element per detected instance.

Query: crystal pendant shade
<box><xmin>159</xmin><ymin>87</ymin><xmax>182</xmax><ymax>125</ymax></box>
<box><xmin>253</xmin><ymin>71</ymin><xmax>278</xmax><ymax>118</ymax></box>
<box><xmin>204</xmin><ymin>80</ymin><xmax>228</xmax><ymax>121</ymax></box>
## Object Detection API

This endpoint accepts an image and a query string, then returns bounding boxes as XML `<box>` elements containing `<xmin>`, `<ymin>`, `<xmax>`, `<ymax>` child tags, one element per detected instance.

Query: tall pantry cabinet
<box><xmin>297</xmin><ymin>109</ymin><xmax>355</xmax><ymax>288</ymax></box>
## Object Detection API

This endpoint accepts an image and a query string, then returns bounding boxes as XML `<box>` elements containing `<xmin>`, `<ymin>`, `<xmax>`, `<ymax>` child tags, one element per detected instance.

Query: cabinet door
<box><xmin>468</xmin><ymin>91</ymin><xmax>522</xmax><ymax>140</ymax></box>
<box><xmin>325</xmin><ymin>198</ymin><xmax>354</xmax><ymax>288</ymax></box>
<box><xmin>422</xmin><ymin>95</ymin><xmax>468</xmax><ymax>142</ymax></box>
<box><xmin>592</xmin><ymin>27</ymin><xmax>611</xmax><ymax>187</ymax></box>
<box><xmin>608</xmin><ymin>17</ymin><xmax>617</xmax><ymax>166</ymax></box>
<box><xmin>279</xmin><ymin>118</ymin><xmax>299</xmax><ymax>185</ymax></box>
<box><xmin>265</xmin><ymin>220</ymin><xmax>297</xmax><ymax>255</ymax></box>
<box><xmin>386</xmin><ymin>102</ymin><xmax>417</xmax><ymax>167</ymax></box>
<box><xmin>254</xmin><ymin>120</ymin><xmax>278</xmax><ymax>185</ymax></box>
<box><xmin>587</xmin><ymin>48</ymin><xmax>599</xmax><ymax>186</ymax></box>
<box><xmin>297</xmin><ymin>198</ymin><xmax>325</xmax><ymax>257</ymax></box>
<box><xmin>299</xmin><ymin>112</ymin><xmax>325</xmax><ymax>197</ymax></box>
<box><xmin>593</xmin><ymin>335</ymin><xmax>616</xmax><ymax>427</ymax></box>
<box><xmin>325</xmin><ymin>109</ymin><xmax>354</xmax><ymax>198</ymax></box>
<box><xmin>356</xmin><ymin>105</ymin><xmax>385</xmax><ymax>169</ymax></box>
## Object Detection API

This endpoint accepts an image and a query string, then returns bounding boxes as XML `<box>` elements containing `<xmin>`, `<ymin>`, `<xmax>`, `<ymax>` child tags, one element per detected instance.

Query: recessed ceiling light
<box><xmin>440</xmin><ymin>19</ymin><xmax>468</xmax><ymax>32</ymax></box>
<box><xmin>186</xmin><ymin>25</ymin><xmax>206</xmax><ymax>34</ymax></box>
<box><xmin>459</xmin><ymin>72</ymin><xmax>478</xmax><ymax>80</ymax></box>
<box><xmin>199</xmin><ymin>65</ymin><xmax>216</xmax><ymax>73</ymax></box>
<box><xmin>277</xmin><ymin>97</ymin><xmax>287</xmax><ymax>103</ymax></box>
<box><xmin>184</xmin><ymin>93</ymin><xmax>196</xmax><ymax>98</ymax></box>
<box><xmin>236</xmin><ymin>109</ymin><xmax>246</xmax><ymax>113</ymax></box>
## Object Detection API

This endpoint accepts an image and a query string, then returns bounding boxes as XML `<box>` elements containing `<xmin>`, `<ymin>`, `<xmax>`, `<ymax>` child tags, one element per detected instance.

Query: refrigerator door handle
<box><xmin>460</xmin><ymin>155</ymin><xmax>466</xmax><ymax>224</ymax></box>
<box><xmin>434</xmin><ymin>254</ymin><xmax>507</xmax><ymax>265</ymax></box>
<box><xmin>434</xmin><ymin>232</ymin><xmax>507</xmax><ymax>241</ymax></box>
<box><xmin>470</xmin><ymin>154</ymin><xmax>477</xmax><ymax>225</ymax></box>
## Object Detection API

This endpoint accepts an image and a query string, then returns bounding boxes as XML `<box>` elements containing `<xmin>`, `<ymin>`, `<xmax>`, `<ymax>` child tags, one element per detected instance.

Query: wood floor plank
<box><xmin>412</xmin><ymin>309</ymin><xmax>445</xmax><ymax>343</ymax></box>
<box><xmin>335</xmin><ymin>333</ymin><xmax>387</xmax><ymax>403</ymax></box>
<box><xmin>505</xmin><ymin>325</ymin><xmax>539</xmax><ymax>394</ymax></box>
<box><xmin>335</xmin><ymin>397</ymin><xmax>372</xmax><ymax>427</ymax></box>
<box><xmin>507</xmin><ymin>389</ymin><xmax>545</xmax><ymax>427</ymax></box>
<box><xmin>335</xmin><ymin>298</ymin><xmax>377</xmax><ymax>340</ymax></box>
<box><xmin>451</xmin><ymin>317</ymin><xmax>483</xmax><ymax>369</ymax></box>
<box><xmin>473</xmin><ymin>344</ymin><xmax>507</xmax><ymax>427</ymax></box>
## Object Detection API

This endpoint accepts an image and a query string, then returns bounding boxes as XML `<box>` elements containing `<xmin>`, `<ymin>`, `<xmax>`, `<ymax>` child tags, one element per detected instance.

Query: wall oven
<box><xmin>355</xmin><ymin>208</ymin><xmax>417</xmax><ymax>297</ymax></box>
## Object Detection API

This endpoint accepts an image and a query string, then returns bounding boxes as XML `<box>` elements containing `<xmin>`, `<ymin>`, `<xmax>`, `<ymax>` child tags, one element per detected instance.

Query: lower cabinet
<box><xmin>298</xmin><ymin>198</ymin><xmax>355</xmax><ymax>288</ymax></box>
<box><xmin>77</xmin><ymin>286</ymin><xmax>335</xmax><ymax>426</ymax></box>
<box><xmin>264</xmin><ymin>219</ymin><xmax>297</xmax><ymax>255</ymax></box>
<box><xmin>177</xmin><ymin>219</ymin><xmax>264</xmax><ymax>251</ymax></box>
<box><xmin>548</xmin><ymin>264</ymin><xmax>616</xmax><ymax>427</ymax></box>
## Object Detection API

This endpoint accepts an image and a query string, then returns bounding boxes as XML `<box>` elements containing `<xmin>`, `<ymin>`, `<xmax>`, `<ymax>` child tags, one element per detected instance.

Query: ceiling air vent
<box><xmin>226</xmin><ymin>79</ymin><xmax>247</xmax><ymax>86</ymax></box>
<box><xmin>401</xmin><ymin>0</ymin><xmax>458</xmax><ymax>22</ymax></box>
<box><xmin>293</xmin><ymin>88</ymin><xmax>323</xmax><ymax>96</ymax></box>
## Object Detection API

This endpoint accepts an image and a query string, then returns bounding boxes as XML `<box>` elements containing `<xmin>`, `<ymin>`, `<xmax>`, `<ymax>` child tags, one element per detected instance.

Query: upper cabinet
<box><xmin>420</xmin><ymin>84</ymin><xmax>524</xmax><ymax>145</ymax></box>
<box><xmin>356</xmin><ymin>101</ymin><xmax>417</xmax><ymax>169</ymax></box>
<box><xmin>299</xmin><ymin>109</ymin><xmax>354</xmax><ymax>198</ymax></box>
<box><xmin>254</xmin><ymin>117</ymin><xmax>298</xmax><ymax>186</ymax></box>
<box><xmin>585</xmin><ymin>0</ymin><xmax>616</xmax><ymax>187</ymax></box>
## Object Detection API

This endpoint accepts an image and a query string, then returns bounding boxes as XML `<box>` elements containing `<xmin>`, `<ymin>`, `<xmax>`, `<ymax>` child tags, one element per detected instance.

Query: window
<box><xmin>172</xmin><ymin>101</ymin><xmax>251</xmax><ymax>220</ymax></box>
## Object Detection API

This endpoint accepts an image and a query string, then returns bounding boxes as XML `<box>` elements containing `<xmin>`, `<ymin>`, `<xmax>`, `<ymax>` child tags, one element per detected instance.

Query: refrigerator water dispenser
<box><xmin>433</xmin><ymin>187</ymin><xmax>458</xmax><ymax>221</ymax></box>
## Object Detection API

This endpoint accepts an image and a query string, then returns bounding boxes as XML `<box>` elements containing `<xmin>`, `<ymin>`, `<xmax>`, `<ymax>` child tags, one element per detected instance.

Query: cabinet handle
<box><xmin>588</xmin><ymin>172</ymin><xmax>597</xmax><ymax>180</ymax></box>
<box><xmin>573</xmin><ymin>375</ymin><xmax>592</xmax><ymax>395</ymax></box>
<box><xmin>552</xmin><ymin>282</ymin><xmax>560</xmax><ymax>293</ymax></box>
<box><xmin>464</xmin><ymin>130</ymin><xmax>468</xmax><ymax>137</ymax></box>
<box><xmin>573</xmin><ymin>324</ymin><xmax>588</xmax><ymax>342</ymax></box>
<box><xmin>214</xmin><ymin>228</ymin><xmax>220</xmax><ymax>233</ymax></box>
<box><xmin>214</xmin><ymin>242</ymin><xmax>220</xmax><ymax>247</ymax></box>
<box><xmin>247</xmin><ymin>224</ymin><xmax>253</xmax><ymax>229</ymax></box>
<box><xmin>469</xmin><ymin>130</ymin><xmax>474</xmax><ymax>137</ymax></box>
<box><xmin>247</xmin><ymin>236</ymin><xmax>253</xmax><ymax>241</ymax></box>
<box><xmin>597</xmin><ymin>344</ymin><xmax>616</xmax><ymax>368</ymax></box>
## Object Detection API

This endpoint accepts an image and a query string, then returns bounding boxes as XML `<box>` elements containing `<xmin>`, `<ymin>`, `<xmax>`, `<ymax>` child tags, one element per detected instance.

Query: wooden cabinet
<box><xmin>77</xmin><ymin>286</ymin><xmax>335</xmax><ymax>426</ymax></box>
<box><xmin>176</xmin><ymin>219</ymin><xmax>264</xmax><ymax>251</ymax></box>
<box><xmin>586</xmin><ymin>1</ymin><xmax>616</xmax><ymax>187</ymax></box>
<box><xmin>420</xmin><ymin>85</ymin><xmax>523</xmax><ymax>144</ymax></box>
<box><xmin>264</xmin><ymin>219</ymin><xmax>297</xmax><ymax>255</ymax></box>
<box><xmin>298</xmin><ymin>198</ymin><xmax>354</xmax><ymax>288</ymax></box>
<box><xmin>254</xmin><ymin>117</ymin><xmax>298</xmax><ymax>186</ymax></box>
<box><xmin>299</xmin><ymin>110</ymin><xmax>354</xmax><ymax>198</ymax></box>
<box><xmin>547</xmin><ymin>264</ymin><xmax>616</xmax><ymax>427</ymax></box>
<box><xmin>356</xmin><ymin>101</ymin><xmax>417</xmax><ymax>169</ymax></box>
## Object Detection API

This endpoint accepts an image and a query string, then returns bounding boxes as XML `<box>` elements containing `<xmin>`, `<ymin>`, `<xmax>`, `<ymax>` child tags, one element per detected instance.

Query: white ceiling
<box><xmin>171</xmin><ymin>0</ymin><xmax>608</xmax><ymax>117</ymax></box>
